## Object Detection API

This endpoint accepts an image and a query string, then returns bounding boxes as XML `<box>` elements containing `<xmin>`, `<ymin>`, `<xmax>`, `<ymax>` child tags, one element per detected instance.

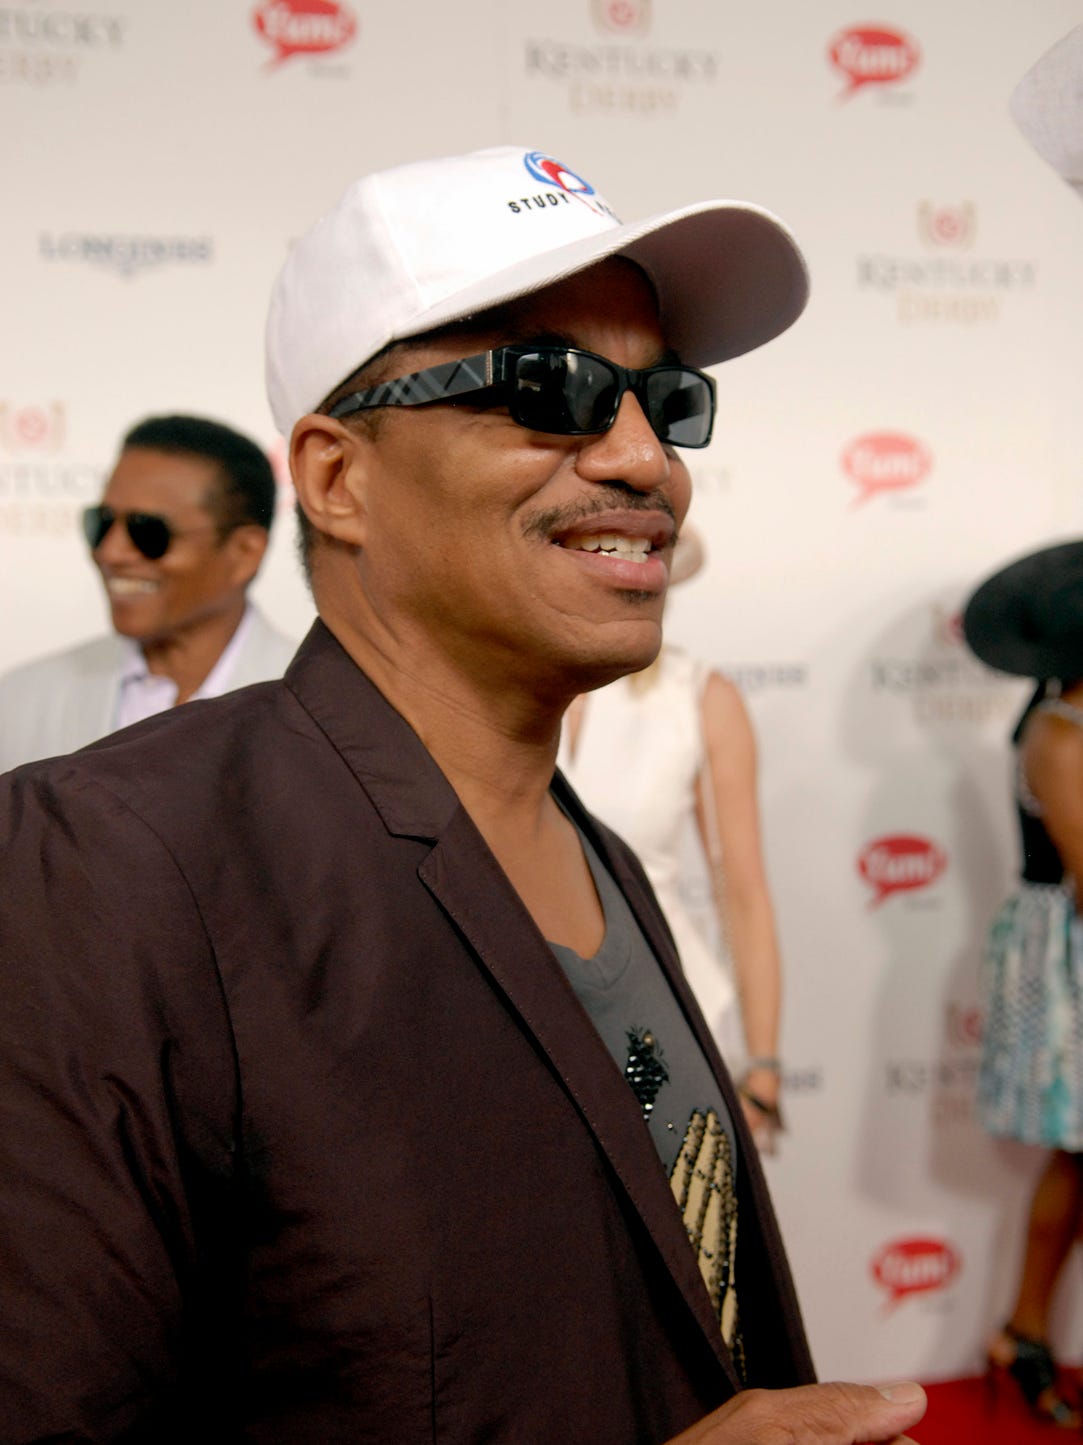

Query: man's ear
<box><xmin>290</xmin><ymin>414</ymin><xmax>371</xmax><ymax>547</ymax></box>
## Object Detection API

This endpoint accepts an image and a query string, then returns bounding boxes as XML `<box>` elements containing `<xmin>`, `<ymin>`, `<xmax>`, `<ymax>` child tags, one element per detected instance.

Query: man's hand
<box><xmin>667</xmin><ymin>1380</ymin><xmax>927</xmax><ymax>1444</ymax></box>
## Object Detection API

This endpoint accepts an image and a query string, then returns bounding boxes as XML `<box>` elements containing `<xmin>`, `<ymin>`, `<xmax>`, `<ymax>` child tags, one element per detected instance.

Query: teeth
<box><xmin>564</xmin><ymin>533</ymin><xmax>651</xmax><ymax>563</ymax></box>
<box><xmin>106</xmin><ymin>578</ymin><xmax>158</xmax><ymax>596</ymax></box>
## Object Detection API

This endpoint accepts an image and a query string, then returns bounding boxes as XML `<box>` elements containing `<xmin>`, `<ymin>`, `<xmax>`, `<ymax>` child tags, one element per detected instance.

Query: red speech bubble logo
<box><xmin>829</xmin><ymin>26</ymin><xmax>920</xmax><ymax>101</ymax></box>
<box><xmin>842</xmin><ymin>431</ymin><xmax>931</xmax><ymax>507</ymax></box>
<box><xmin>858</xmin><ymin>834</ymin><xmax>946</xmax><ymax>908</ymax></box>
<box><xmin>253</xmin><ymin>0</ymin><xmax>356</xmax><ymax>68</ymax></box>
<box><xmin>872</xmin><ymin>1237</ymin><xmax>960</xmax><ymax>1309</ymax></box>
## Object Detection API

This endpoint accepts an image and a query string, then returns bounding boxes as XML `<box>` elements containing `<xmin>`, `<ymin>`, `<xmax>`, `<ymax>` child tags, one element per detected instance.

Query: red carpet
<box><xmin>915</xmin><ymin>1373</ymin><xmax>1079</xmax><ymax>1443</ymax></box>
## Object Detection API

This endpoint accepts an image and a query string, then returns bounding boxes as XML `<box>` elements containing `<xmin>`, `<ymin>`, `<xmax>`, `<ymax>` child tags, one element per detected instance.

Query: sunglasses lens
<box><xmin>513</xmin><ymin>351</ymin><xmax>619</xmax><ymax>435</ymax></box>
<box><xmin>646</xmin><ymin>370</ymin><xmax>714</xmax><ymax>448</ymax></box>
<box><xmin>506</xmin><ymin>349</ymin><xmax>713</xmax><ymax>447</ymax></box>
<box><xmin>83</xmin><ymin>506</ymin><xmax>173</xmax><ymax>558</ymax></box>
<box><xmin>127</xmin><ymin>514</ymin><xmax>172</xmax><ymax>560</ymax></box>
<box><xmin>82</xmin><ymin>505</ymin><xmax>111</xmax><ymax>549</ymax></box>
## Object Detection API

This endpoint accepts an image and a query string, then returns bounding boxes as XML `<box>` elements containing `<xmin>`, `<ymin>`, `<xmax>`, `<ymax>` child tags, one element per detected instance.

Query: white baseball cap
<box><xmin>265</xmin><ymin>145</ymin><xmax>809</xmax><ymax>435</ymax></box>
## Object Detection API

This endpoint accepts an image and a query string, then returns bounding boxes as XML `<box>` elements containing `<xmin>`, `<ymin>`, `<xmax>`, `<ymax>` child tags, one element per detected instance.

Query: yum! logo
<box><xmin>829</xmin><ymin>25</ymin><xmax>920</xmax><ymax>101</ymax></box>
<box><xmin>872</xmin><ymin>1237</ymin><xmax>960</xmax><ymax>1309</ymax></box>
<box><xmin>843</xmin><ymin>432</ymin><xmax>932</xmax><ymax>507</ymax></box>
<box><xmin>858</xmin><ymin>835</ymin><xmax>947</xmax><ymax>908</ymax></box>
<box><xmin>253</xmin><ymin>0</ymin><xmax>356</xmax><ymax>67</ymax></box>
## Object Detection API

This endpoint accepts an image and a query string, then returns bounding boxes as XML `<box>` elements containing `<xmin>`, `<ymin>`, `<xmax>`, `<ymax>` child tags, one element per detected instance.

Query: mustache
<box><xmin>523</xmin><ymin>487</ymin><xmax>677</xmax><ymax>541</ymax></box>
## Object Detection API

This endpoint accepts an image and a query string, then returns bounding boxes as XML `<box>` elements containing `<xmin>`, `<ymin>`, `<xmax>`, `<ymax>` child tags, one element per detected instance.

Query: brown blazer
<box><xmin>0</xmin><ymin>621</ymin><xmax>813</xmax><ymax>1443</ymax></box>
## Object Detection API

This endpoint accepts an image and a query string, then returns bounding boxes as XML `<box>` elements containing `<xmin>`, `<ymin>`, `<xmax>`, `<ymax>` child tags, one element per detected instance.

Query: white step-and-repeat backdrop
<box><xmin>4</xmin><ymin>0</ymin><xmax>1083</xmax><ymax>1385</ymax></box>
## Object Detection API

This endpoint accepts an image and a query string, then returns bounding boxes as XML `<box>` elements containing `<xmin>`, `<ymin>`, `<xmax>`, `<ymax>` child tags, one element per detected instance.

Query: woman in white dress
<box><xmin>558</xmin><ymin>527</ymin><xmax>785</xmax><ymax>1149</ymax></box>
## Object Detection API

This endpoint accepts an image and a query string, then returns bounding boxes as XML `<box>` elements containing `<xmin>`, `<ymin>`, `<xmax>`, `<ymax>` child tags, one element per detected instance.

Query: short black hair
<box><xmin>122</xmin><ymin>414</ymin><xmax>277</xmax><ymax>533</ymax></box>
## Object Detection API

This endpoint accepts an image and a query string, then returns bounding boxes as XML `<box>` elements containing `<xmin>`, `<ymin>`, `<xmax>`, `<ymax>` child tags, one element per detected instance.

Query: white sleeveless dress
<box><xmin>557</xmin><ymin>647</ymin><xmax>740</xmax><ymax>1055</ymax></box>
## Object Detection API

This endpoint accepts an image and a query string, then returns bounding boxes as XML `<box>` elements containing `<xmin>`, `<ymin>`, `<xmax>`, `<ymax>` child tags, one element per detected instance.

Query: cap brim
<box><xmin>384</xmin><ymin>199</ymin><xmax>809</xmax><ymax>370</ymax></box>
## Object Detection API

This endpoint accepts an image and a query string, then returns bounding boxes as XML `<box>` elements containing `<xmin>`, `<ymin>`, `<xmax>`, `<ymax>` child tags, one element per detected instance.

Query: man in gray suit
<box><xmin>0</xmin><ymin>413</ymin><xmax>296</xmax><ymax>771</ymax></box>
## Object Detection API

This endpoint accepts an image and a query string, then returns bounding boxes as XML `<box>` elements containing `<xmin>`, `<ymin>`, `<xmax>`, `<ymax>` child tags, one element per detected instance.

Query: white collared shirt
<box><xmin>113</xmin><ymin>605</ymin><xmax>256</xmax><ymax>732</ymax></box>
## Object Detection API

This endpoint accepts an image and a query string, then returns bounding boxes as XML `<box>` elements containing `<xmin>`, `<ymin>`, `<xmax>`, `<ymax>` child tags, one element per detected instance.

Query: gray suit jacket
<box><xmin>0</xmin><ymin>621</ymin><xmax>813</xmax><ymax>1442</ymax></box>
<box><xmin>0</xmin><ymin>604</ymin><xmax>297</xmax><ymax>772</ymax></box>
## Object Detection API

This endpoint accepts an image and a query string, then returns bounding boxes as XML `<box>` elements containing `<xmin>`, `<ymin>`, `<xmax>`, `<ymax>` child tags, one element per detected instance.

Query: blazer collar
<box><xmin>284</xmin><ymin>620</ymin><xmax>460</xmax><ymax>839</ymax></box>
<box><xmin>285</xmin><ymin>619</ymin><xmax>740</xmax><ymax>1386</ymax></box>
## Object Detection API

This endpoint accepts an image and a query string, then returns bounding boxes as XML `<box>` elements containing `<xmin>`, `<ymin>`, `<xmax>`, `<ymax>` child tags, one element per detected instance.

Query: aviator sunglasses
<box><xmin>328</xmin><ymin>344</ymin><xmax>717</xmax><ymax>449</ymax></box>
<box><xmin>82</xmin><ymin>505</ymin><xmax>219</xmax><ymax>561</ymax></box>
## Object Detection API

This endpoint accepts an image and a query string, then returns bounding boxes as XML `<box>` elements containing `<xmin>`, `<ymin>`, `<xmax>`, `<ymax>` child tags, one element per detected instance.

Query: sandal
<box><xmin>986</xmin><ymin>1324</ymin><xmax>1080</xmax><ymax>1428</ymax></box>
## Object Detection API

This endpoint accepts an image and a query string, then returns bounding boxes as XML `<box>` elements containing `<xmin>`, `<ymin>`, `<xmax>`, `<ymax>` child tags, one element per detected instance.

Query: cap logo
<box><xmin>517</xmin><ymin>151</ymin><xmax>617</xmax><ymax>222</ymax></box>
<box><xmin>523</xmin><ymin>152</ymin><xmax>596</xmax><ymax>198</ymax></box>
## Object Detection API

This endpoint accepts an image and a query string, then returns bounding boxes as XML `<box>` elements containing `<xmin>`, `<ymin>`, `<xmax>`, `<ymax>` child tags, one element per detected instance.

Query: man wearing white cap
<box><xmin>0</xmin><ymin>147</ymin><xmax>926</xmax><ymax>1443</ymax></box>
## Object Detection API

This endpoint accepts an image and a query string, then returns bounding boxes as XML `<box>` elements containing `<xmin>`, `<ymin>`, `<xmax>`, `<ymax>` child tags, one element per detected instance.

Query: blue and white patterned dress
<box><xmin>978</xmin><ymin>699</ymin><xmax>1083</xmax><ymax>1149</ymax></box>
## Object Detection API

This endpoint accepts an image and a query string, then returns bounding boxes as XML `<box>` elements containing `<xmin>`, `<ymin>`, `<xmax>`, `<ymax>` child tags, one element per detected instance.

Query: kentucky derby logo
<box><xmin>829</xmin><ymin>25</ymin><xmax>920</xmax><ymax>101</ymax></box>
<box><xmin>917</xmin><ymin>202</ymin><xmax>977</xmax><ymax>250</ymax></box>
<box><xmin>253</xmin><ymin>0</ymin><xmax>356</xmax><ymax>67</ymax></box>
<box><xmin>858</xmin><ymin>835</ymin><xmax>947</xmax><ymax>908</ymax></box>
<box><xmin>591</xmin><ymin>0</ymin><xmax>651</xmax><ymax>37</ymax></box>
<box><xmin>0</xmin><ymin>402</ymin><xmax>104</xmax><ymax>540</ymax></box>
<box><xmin>0</xmin><ymin>402</ymin><xmax>65</xmax><ymax>454</ymax></box>
<box><xmin>871</xmin><ymin>1238</ymin><xmax>960</xmax><ymax>1310</ymax></box>
<box><xmin>0</xmin><ymin>6</ymin><xmax>127</xmax><ymax>85</ymax></box>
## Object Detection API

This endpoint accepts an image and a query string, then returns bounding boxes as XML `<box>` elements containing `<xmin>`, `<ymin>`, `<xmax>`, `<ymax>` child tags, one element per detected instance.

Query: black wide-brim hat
<box><xmin>962</xmin><ymin>540</ymin><xmax>1083</xmax><ymax>679</ymax></box>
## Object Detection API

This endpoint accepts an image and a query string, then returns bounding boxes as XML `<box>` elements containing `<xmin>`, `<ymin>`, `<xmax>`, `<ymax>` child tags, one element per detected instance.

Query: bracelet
<box><xmin>744</xmin><ymin>1056</ymin><xmax>781</xmax><ymax>1075</ymax></box>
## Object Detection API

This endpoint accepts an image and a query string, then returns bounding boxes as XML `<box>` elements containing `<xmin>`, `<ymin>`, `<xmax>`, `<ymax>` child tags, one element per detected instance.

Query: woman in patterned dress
<box><xmin>964</xmin><ymin>542</ymin><xmax>1083</xmax><ymax>1428</ymax></box>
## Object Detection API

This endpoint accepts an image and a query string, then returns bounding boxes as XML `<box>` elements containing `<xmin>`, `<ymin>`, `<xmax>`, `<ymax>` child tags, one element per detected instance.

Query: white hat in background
<box><xmin>265</xmin><ymin>145</ymin><xmax>809</xmax><ymax>435</ymax></box>
<box><xmin>669</xmin><ymin>524</ymin><xmax>706</xmax><ymax>586</ymax></box>
<box><xmin>1010</xmin><ymin>24</ymin><xmax>1083</xmax><ymax>201</ymax></box>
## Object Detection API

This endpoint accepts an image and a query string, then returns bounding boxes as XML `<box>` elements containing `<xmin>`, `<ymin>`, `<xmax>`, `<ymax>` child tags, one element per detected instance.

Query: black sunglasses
<box><xmin>328</xmin><ymin>344</ymin><xmax>717</xmax><ymax>449</ymax></box>
<box><xmin>82</xmin><ymin>505</ymin><xmax>219</xmax><ymax>560</ymax></box>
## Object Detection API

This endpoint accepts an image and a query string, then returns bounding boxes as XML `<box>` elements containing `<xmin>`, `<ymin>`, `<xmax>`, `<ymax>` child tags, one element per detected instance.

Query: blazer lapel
<box><xmin>418</xmin><ymin>815</ymin><xmax>738</xmax><ymax>1385</ymax></box>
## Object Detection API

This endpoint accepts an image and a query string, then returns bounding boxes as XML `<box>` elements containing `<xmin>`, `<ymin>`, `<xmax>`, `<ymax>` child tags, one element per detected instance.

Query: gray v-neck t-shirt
<box><xmin>549</xmin><ymin>828</ymin><xmax>745</xmax><ymax>1374</ymax></box>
